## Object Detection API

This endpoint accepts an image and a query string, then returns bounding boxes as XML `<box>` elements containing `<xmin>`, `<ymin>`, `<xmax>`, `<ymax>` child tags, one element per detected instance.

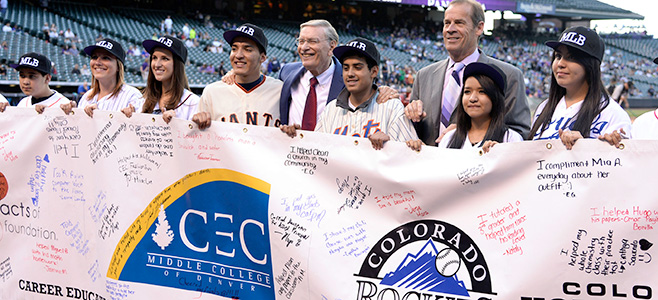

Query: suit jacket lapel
<box><xmin>429</xmin><ymin>59</ymin><xmax>449</xmax><ymax>128</ymax></box>
<box><xmin>327</xmin><ymin>56</ymin><xmax>344</xmax><ymax>103</ymax></box>
<box><xmin>279</xmin><ymin>63</ymin><xmax>306</xmax><ymax>125</ymax></box>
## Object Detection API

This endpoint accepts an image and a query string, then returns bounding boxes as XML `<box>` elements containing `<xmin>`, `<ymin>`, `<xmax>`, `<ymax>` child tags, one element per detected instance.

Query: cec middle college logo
<box><xmin>107</xmin><ymin>169</ymin><xmax>274</xmax><ymax>299</ymax></box>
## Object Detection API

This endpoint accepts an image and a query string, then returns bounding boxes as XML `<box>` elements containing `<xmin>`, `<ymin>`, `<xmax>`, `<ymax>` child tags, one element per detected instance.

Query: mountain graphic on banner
<box><xmin>380</xmin><ymin>239</ymin><xmax>469</xmax><ymax>297</ymax></box>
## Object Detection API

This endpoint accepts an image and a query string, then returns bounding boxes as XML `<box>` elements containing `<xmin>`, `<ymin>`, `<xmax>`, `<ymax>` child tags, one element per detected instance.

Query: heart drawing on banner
<box><xmin>640</xmin><ymin>239</ymin><xmax>653</xmax><ymax>251</ymax></box>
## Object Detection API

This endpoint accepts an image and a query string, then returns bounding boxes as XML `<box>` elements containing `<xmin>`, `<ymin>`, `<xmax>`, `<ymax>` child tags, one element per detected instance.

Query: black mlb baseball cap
<box><xmin>463</xmin><ymin>62</ymin><xmax>507</xmax><ymax>94</ymax></box>
<box><xmin>223</xmin><ymin>23</ymin><xmax>268</xmax><ymax>54</ymax></box>
<box><xmin>84</xmin><ymin>38</ymin><xmax>126</xmax><ymax>64</ymax></box>
<box><xmin>10</xmin><ymin>52</ymin><xmax>52</xmax><ymax>74</ymax></box>
<box><xmin>143</xmin><ymin>35</ymin><xmax>188</xmax><ymax>62</ymax></box>
<box><xmin>546</xmin><ymin>26</ymin><xmax>604</xmax><ymax>62</ymax></box>
<box><xmin>333</xmin><ymin>37</ymin><xmax>380</xmax><ymax>66</ymax></box>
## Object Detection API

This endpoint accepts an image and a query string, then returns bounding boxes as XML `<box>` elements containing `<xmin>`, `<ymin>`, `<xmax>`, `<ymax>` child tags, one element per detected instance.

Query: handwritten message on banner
<box><xmin>0</xmin><ymin>108</ymin><xmax>656</xmax><ymax>300</ymax></box>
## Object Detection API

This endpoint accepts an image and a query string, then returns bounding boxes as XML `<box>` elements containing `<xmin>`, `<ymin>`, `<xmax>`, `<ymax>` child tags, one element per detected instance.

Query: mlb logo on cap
<box><xmin>223</xmin><ymin>23</ymin><xmax>269</xmax><ymax>54</ymax></box>
<box><xmin>19</xmin><ymin>56</ymin><xmax>40</xmax><ymax>68</ymax></box>
<box><xmin>83</xmin><ymin>38</ymin><xmax>126</xmax><ymax>64</ymax></box>
<box><xmin>10</xmin><ymin>52</ymin><xmax>52</xmax><ymax>74</ymax></box>
<box><xmin>559</xmin><ymin>32</ymin><xmax>586</xmax><ymax>46</ymax></box>
<box><xmin>158</xmin><ymin>37</ymin><xmax>173</xmax><ymax>48</ymax></box>
<box><xmin>142</xmin><ymin>35</ymin><xmax>188</xmax><ymax>62</ymax></box>
<box><xmin>545</xmin><ymin>26</ymin><xmax>604</xmax><ymax>62</ymax></box>
<box><xmin>96</xmin><ymin>40</ymin><xmax>114</xmax><ymax>50</ymax></box>
<box><xmin>236</xmin><ymin>25</ymin><xmax>255</xmax><ymax>37</ymax></box>
<box><xmin>333</xmin><ymin>37</ymin><xmax>381</xmax><ymax>65</ymax></box>
<box><xmin>346</xmin><ymin>40</ymin><xmax>367</xmax><ymax>51</ymax></box>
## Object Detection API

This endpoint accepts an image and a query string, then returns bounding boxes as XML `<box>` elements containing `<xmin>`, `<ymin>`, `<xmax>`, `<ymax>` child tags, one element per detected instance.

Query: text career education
<box><xmin>19</xmin><ymin>279</ymin><xmax>106</xmax><ymax>300</ymax></box>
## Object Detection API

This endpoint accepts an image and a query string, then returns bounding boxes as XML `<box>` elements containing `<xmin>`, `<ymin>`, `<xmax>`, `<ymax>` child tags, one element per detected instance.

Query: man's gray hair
<box><xmin>300</xmin><ymin>19</ymin><xmax>339</xmax><ymax>44</ymax></box>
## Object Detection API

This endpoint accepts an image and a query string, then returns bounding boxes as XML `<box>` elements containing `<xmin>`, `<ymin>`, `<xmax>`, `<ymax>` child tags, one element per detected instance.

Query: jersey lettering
<box><xmin>331</xmin><ymin>120</ymin><xmax>381</xmax><ymax>138</ymax></box>
<box><xmin>263</xmin><ymin>113</ymin><xmax>273</xmax><ymax>126</ymax></box>
<box><xmin>246</xmin><ymin>112</ymin><xmax>258</xmax><ymax>125</ymax></box>
<box><xmin>534</xmin><ymin>113</ymin><xmax>610</xmax><ymax>139</ymax></box>
<box><xmin>362</xmin><ymin>120</ymin><xmax>381</xmax><ymax>138</ymax></box>
<box><xmin>220</xmin><ymin>111</ymin><xmax>280</xmax><ymax>127</ymax></box>
<box><xmin>334</xmin><ymin>126</ymin><xmax>349</xmax><ymax>136</ymax></box>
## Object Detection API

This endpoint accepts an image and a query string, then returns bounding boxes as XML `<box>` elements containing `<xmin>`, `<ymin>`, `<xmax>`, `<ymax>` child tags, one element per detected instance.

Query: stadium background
<box><xmin>1</xmin><ymin>0</ymin><xmax>657</xmax><ymax>115</ymax></box>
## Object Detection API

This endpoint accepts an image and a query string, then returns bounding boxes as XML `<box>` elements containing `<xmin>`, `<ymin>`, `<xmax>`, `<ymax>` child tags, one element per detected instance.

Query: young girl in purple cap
<box><xmin>438</xmin><ymin>62</ymin><xmax>523</xmax><ymax>153</ymax></box>
<box><xmin>136</xmin><ymin>35</ymin><xmax>199</xmax><ymax>122</ymax></box>
<box><xmin>530</xmin><ymin>26</ymin><xmax>631</xmax><ymax>149</ymax></box>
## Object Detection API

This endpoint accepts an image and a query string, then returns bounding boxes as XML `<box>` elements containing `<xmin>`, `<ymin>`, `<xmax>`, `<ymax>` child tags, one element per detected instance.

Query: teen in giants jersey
<box><xmin>193</xmin><ymin>23</ymin><xmax>282</xmax><ymax>129</ymax></box>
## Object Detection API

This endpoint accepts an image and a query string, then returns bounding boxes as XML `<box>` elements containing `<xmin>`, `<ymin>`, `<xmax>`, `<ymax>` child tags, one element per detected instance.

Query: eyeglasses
<box><xmin>295</xmin><ymin>38</ymin><xmax>327</xmax><ymax>46</ymax></box>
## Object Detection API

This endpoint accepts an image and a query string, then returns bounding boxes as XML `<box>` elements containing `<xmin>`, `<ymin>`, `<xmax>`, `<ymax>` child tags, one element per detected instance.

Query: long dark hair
<box><xmin>142</xmin><ymin>50</ymin><xmax>189</xmax><ymax>113</ymax></box>
<box><xmin>448</xmin><ymin>74</ymin><xmax>508</xmax><ymax>148</ymax></box>
<box><xmin>529</xmin><ymin>46</ymin><xmax>609</xmax><ymax>139</ymax></box>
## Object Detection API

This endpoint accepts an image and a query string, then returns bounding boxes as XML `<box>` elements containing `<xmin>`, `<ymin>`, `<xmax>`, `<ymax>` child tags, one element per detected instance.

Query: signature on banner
<box><xmin>280</xmin><ymin>194</ymin><xmax>326</xmax><ymax>227</ymax></box>
<box><xmin>336</xmin><ymin>176</ymin><xmax>372</xmax><ymax>212</ymax></box>
<box><xmin>457</xmin><ymin>164</ymin><xmax>484</xmax><ymax>185</ymax></box>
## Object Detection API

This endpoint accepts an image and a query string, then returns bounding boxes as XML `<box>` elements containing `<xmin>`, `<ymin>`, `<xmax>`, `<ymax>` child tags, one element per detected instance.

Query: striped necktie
<box><xmin>440</xmin><ymin>62</ymin><xmax>465</xmax><ymax>129</ymax></box>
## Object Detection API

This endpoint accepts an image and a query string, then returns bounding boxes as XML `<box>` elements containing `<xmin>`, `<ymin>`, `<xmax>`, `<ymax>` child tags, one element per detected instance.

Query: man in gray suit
<box><xmin>405</xmin><ymin>0</ymin><xmax>530</xmax><ymax>146</ymax></box>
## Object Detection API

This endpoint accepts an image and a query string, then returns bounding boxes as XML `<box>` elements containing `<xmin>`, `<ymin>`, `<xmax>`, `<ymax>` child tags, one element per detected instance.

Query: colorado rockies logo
<box><xmin>355</xmin><ymin>219</ymin><xmax>494</xmax><ymax>299</ymax></box>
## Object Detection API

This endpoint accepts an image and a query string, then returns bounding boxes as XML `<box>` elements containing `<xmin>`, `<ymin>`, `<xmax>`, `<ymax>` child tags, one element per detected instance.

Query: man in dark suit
<box><xmin>278</xmin><ymin>19</ymin><xmax>344</xmax><ymax>127</ymax></box>
<box><xmin>279</xmin><ymin>19</ymin><xmax>398</xmax><ymax>129</ymax></box>
<box><xmin>405</xmin><ymin>0</ymin><xmax>530</xmax><ymax>145</ymax></box>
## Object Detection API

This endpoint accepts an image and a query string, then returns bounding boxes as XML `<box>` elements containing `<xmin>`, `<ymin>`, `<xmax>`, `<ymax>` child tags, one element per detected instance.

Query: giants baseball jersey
<box><xmin>316</xmin><ymin>86</ymin><xmax>418</xmax><ymax>142</ymax></box>
<box><xmin>532</xmin><ymin>96</ymin><xmax>631</xmax><ymax>140</ymax></box>
<box><xmin>631</xmin><ymin>109</ymin><xmax>658</xmax><ymax>139</ymax></box>
<box><xmin>79</xmin><ymin>84</ymin><xmax>144</xmax><ymax>112</ymax></box>
<box><xmin>199</xmin><ymin>76</ymin><xmax>282</xmax><ymax>127</ymax></box>
<box><xmin>17</xmin><ymin>91</ymin><xmax>70</xmax><ymax>107</ymax></box>
<box><xmin>153</xmin><ymin>89</ymin><xmax>200</xmax><ymax>121</ymax></box>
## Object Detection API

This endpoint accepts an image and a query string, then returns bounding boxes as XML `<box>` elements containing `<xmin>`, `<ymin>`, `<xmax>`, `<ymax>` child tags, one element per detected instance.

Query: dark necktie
<box><xmin>301</xmin><ymin>77</ymin><xmax>319</xmax><ymax>130</ymax></box>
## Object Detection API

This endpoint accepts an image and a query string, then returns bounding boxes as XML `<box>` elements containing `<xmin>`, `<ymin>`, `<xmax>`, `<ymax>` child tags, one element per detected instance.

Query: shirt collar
<box><xmin>302</xmin><ymin>59</ymin><xmax>335</xmax><ymax>87</ymax></box>
<box><xmin>336</xmin><ymin>84</ymin><xmax>378</xmax><ymax>112</ymax></box>
<box><xmin>448</xmin><ymin>49</ymin><xmax>480</xmax><ymax>70</ymax></box>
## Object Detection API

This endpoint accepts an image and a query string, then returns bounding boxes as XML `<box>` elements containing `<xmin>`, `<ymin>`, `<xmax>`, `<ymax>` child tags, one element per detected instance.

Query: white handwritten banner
<box><xmin>0</xmin><ymin>107</ymin><xmax>656</xmax><ymax>300</ymax></box>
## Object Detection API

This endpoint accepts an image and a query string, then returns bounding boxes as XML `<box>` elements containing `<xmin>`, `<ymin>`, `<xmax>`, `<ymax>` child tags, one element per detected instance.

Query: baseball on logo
<box><xmin>435</xmin><ymin>247</ymin><xmax>461</xmax><ymax>277</ymax></box>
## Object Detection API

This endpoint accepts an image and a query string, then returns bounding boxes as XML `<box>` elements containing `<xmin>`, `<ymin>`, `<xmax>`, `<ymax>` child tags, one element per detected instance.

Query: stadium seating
<box><xmin>1</xmin><ymin>0</ymin><xmax>657</xmax><ymax>99</ymax></box>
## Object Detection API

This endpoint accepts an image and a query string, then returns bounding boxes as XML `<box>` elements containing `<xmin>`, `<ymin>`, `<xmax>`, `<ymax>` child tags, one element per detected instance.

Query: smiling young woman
<box><xmin>73</xmin><ymin>39</ymin><xmax>144</xmax><ymax>117</ymax></box>
<box><xmin>530</xmin><ymin>26</ymin><xmax>631</xmax><ymax>149</ymax></box>
<box><xmin>139</xmin><ymin>35</ymin><xmax>199</xmax><ymax>123</ymax></box>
